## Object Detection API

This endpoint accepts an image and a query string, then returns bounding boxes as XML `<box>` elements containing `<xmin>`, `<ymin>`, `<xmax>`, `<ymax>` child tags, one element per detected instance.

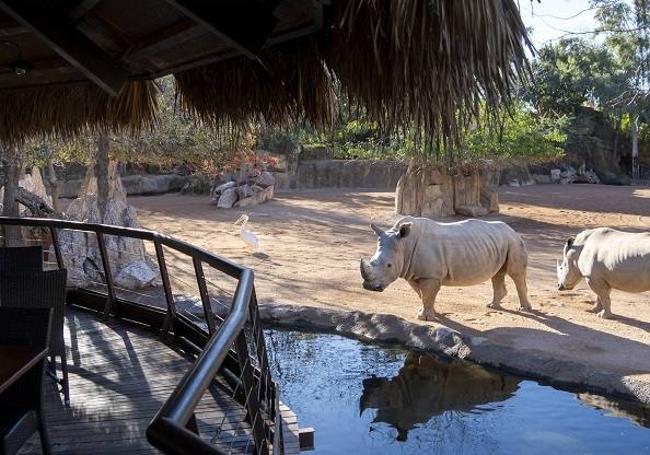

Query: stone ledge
<box><xmin>259</xmin><ymin>303</ymin><xmax>650</xmax><ymax>405</ymax></box>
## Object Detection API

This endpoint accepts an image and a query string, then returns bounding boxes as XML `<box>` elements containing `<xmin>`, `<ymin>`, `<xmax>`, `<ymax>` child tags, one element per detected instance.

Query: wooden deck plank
<box><xmin>18</xmin><ymin>306</ymin><xmax>259</xmax><ymax>455</ymax></box>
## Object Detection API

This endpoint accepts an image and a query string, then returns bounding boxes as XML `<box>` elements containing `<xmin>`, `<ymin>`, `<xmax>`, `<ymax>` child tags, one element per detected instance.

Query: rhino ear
<box><xmin>397</xmin><ymin>222</ymin><xmax>412</xmax><ymax>239</ymax></box>
<box><xmin>370</xmin><ymin>223</ymin><xmax>384</xmax><ymax>237</ymax></box>
<box><xmin>563</xmin><ymin>237</ymin><xmax>575</xmax><ymax>256</ymax></box>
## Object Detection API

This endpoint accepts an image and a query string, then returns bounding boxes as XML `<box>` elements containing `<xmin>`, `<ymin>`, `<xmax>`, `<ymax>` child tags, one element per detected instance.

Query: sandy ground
<box><xmin>129</xmin><ymin>185</ymin><xmax>650</xmax><ymax>389</ymax></box>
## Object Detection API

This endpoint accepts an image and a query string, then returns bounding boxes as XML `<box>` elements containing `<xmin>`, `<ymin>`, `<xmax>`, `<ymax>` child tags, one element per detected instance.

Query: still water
<box><xmin>266</xmin><ymin>330</ymin><xmax>650</xmax><ymax>455</ymax></box>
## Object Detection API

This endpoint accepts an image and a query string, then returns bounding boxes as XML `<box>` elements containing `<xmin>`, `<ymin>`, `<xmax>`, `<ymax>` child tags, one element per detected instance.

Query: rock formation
<box><xmin>211</xmin><ymin>169</ymin><xmax>276</xmax><ymax>209</ymax></box>
<box><xmin>395</xmin><ymin>161</ymin><xmax>499</xmax><ymax>218</ymax></box>
<box><xmin>60</xmin><ymin>161</ymin><xmax>159</xmax><ymax>290</ymax></box>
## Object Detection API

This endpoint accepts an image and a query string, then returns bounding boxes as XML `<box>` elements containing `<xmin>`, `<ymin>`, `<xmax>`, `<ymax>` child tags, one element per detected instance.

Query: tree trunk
<box><xmin>2</xmin><ymin>147</ymin><xmax>24</xmax><ymax>246</ymax></box>
<box><xmin>46</xmin><ymin>160</ymin><xmax>60</xmax><ymax>212</ymax></box>
<box><xmin>632</xmin><ymin>115</ymin><xmax>639</xmax><ymax>180</ymax></box>
<box><xmin>95</xmin><ymin>131</ymin><xmax>111</xmax><ymax>219</ymax></box>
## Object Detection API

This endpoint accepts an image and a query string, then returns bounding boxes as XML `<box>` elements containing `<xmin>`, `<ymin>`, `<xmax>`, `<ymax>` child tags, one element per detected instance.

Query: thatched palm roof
<box><xmin>0</xmin><ymin>0</ymin><xmax>532</xmax><ymax>145</ymax></box>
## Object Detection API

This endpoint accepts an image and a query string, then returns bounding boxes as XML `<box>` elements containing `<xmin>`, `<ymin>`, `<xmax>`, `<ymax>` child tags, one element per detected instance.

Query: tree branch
<box><xmin>15</xmin><ymin>187</ymin><xmax>63</xmax><ymax>218</ymax></box>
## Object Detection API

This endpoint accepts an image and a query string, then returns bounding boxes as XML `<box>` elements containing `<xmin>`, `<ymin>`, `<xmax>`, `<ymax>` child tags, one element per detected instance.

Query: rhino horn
<box><xmin>370</xmin><ymin>223</ymin><xmax>384</xmax><ymax>237</ymax></box>
<box><xmin>360</xmin><ymin>258</ymin><xmax>370</xmax><ymax>280</ymax></box>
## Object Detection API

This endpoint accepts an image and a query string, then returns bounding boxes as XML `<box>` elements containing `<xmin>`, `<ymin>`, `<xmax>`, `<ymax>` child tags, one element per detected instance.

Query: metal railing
<box><xmin>0</xmin><ymin>216</ymin><xmax>280</xmax><ymax>455</ymax></box>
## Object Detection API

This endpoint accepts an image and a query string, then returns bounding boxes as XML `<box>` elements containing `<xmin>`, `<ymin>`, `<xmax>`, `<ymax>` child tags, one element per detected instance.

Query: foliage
<box><xmin>525</xmin><ymin>38</ymin><xmax>628</xmax><ymax>115</ymax></box>
<box><xmin>454</xmin><ymin>105</ymin><xmax>567</xmax><ymax>165</ymax></box>
<box><xmin>267</xmin><ymin>101</ymin><xmax>566</xmax><ymax>167</ymax></box>
<box><xmin>528</xmin><ymin>2</ymin><xmax>650</xmax><ymax>121</ymax></box>
<box><xmin>21</xmin><ymin>77</ymin><xmax>252</xmax><ymax>176</ymax></box>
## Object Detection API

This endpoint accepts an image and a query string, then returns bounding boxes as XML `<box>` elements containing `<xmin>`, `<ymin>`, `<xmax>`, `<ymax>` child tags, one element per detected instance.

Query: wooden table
<box><xmin>0</xmin><ymin>346</ymin><xmax>48</xmax><ymax>394</ymax></box>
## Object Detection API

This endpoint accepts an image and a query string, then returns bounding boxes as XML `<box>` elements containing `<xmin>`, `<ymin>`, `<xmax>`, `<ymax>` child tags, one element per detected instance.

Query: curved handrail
<box><xmin>0</xmin><ymin>216</ymin><xmax>277</xmax><ymax>454</ymax></box>
<box><xmin>0</xmin><ymin>216</ymin><xmax>244</xmax><ymax>278</ymax></box>
<box><xmin>147</xmin><ymin>268</ymin><xmax>254</xmax><ymax>453</ymax></box>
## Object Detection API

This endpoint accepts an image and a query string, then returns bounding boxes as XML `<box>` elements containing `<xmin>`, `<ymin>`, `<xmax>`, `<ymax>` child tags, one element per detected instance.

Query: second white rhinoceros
<box><xmin>360</xmin><ymin>216</ymin><xmax>531</xmax><ymax>321</ymax></box>
<box><xmin>557</xmin><ymin>227</ymin><xmax>650</xmax><ymax>318</ymax></box>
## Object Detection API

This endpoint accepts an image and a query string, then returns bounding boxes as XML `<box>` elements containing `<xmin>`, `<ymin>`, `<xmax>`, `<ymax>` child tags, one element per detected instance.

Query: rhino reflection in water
<box><xmin>360</xmin><ymin>353</ymin><xmax>520</xmax><ymax>441</ymax></box>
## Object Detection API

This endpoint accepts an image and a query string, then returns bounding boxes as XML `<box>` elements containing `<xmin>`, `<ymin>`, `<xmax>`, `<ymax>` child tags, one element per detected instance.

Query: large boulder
<box><xmin>217</xmin><ymin>187</ymin><xmax>238</xmax><ymax>208</ymax></box>
<box><xmin>395</xmin><ymin>163</ymin><xmax>454</xmax><ymax>218</ymax></box>
<box><xmin>396</xmin><ymin>162</ymin><xmax>499</xmax><ymax>218</ymax></box>
<box><xmin>211</xmin><ymin>181</ymin><xmax>237</xmax><ymax>198</ymax></box>
<box><xmin>254</xmin><ymin>171</ymin><xmax>275</xmax><ymax>188</ymax></box>
<box><xmin>235</xmin><ymin>185</ymin><xmax>274</xmax><ymax>208</ymax></box>
<box><xmin>237</xmin><ymin>184</ymin><xmax>253</xmax><ymax>199</ymax></box>
<box><xmin>114</xmin><ymin>260</ymin><xmax>157</xmax><ymax>290</ymax></box>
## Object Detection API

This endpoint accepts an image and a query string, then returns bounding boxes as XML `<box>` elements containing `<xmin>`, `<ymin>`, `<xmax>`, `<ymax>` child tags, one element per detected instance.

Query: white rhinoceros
<box><xmin>360</xmin><ymin>216</ymin><xmax>531</xmax><ymax>321</ymax></box>
<box><xmin>557</xmin><ymin>227</ymin><xmax>650</xmax><ymax>319</ymax></box>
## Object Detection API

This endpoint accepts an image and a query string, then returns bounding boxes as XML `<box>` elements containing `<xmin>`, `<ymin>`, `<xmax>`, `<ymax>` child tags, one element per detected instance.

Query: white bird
<box><xmin>234</xmin><ymin>214</ymin><xmax>261</xmax><ymax>253</ymax></box>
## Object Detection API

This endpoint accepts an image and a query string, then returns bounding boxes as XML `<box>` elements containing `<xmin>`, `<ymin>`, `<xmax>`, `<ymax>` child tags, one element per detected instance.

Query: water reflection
<box><xmin>267</xmin><ymin>329</ymin><xmax>650</xmax><ymax>454</ymax></box>
<box><xmin>360</xmin><ymin>352</ymin><xmax>520</xmax><ymax>441</ymax></box>
<box><xmin>577</xmin><ymin>393</ymin><xmax>650</xmax><ymax>428</ymax></box>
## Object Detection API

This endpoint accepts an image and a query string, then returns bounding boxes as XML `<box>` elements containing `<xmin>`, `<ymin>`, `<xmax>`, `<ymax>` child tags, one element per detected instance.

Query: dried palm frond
<box><xmin>0</xmin><ymin>81</ymin><xmax>158</xmax><ymax>145</ymax></box>
<box><xmin>175</xmin><ymin>38</ymin><xmax>336</xmax><ymax>133</ymax></box>
<box><xmin>175</xmin><ymin>0</ymin><xmax>532</xmax><ymax>154</ymax></box>
<box><xmin>326</xmin><ymin>0</ymin><xmax>533</xmax><ymax>149</ymax></box>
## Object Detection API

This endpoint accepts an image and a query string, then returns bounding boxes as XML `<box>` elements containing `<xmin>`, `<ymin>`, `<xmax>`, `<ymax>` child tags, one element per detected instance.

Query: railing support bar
<box><xmin>155</xmin><ymin>240</ymin><xmax>177</xmax><ymax>337</ymax></box>
<box><xmin>49</xmin><ymin>226</ymin><xmax>64</xmax><ymax>270</ymax></box>
<box><xmin>249</xmin><ymin>289</ymin><xmax>274</xmax><ymax>420</ymax></box>
<box><xmin>96</xmin><ymin>232</ymin><xmax>116</xmax><ymax>317</ymax></box>
<box><xmin>186</xmin><ymin>413</ymin><xmax>199</xmax><ymax>435</ymax></box>
<box><xmin>235</xmin><ymin>330</ymin><xmax>269</xmax><ymax>455</ymax></box>
<box><xmin>193</xmin><ymin>257</ymin><xmax>217</xmax><ymax>335</ymax></box>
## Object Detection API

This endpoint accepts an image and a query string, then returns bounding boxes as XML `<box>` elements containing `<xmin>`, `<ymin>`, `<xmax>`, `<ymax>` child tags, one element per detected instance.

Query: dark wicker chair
<box><xmin>0</xmin><ymin>270</ymin><xmax>69</xmax><ymax>406</ymax></box>
<box><xmin>0</xmin><ymin>246</ymin><xmax>43</xmax><ymax>273</ymax></box>
<box><xmin>0</xmin><ymin>307</ymin><xmax>52</xmax><ymax>455</ymax></box>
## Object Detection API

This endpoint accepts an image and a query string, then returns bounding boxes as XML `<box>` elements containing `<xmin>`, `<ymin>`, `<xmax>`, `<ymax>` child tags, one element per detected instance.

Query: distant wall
<box><xmin>60</xmin><ymin>174</ymin><xmax>188</xmax><ymax>199</ymax></box>
<box><xmin>275</xmin><ymin>160</ymin><xmax>406</xmax><ymax>191</ymax></box>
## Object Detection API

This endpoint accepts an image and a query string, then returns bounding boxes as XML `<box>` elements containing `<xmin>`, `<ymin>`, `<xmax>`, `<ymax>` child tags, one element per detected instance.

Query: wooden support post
<box><xmin>299</xmin><ymin>428</ymin><xmax>315</xmax><ymax>451</ymax></box>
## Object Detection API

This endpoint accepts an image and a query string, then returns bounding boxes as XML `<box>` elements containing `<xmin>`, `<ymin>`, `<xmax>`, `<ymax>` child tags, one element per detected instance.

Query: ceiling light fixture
<box><xmin>1</xmin><ymin>40</ymin><xmax>32</xmax><ymax>76</ymax></box>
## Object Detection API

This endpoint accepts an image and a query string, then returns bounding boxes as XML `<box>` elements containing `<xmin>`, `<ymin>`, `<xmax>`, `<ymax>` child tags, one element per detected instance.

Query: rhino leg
<box><xmin>586</xmin><ymin>296</ymin><xmax>604</xmax><ymax>314</ymax></box>
<box><xmin>505</xmin><ymin>240</ymin><xmax>532</xmax><ymax>311</ymax></box>
<box><xmin>586</xmin><ymin>279</ymin><xmax>613</xmax><ymax>319</ymax></box>
<box><xmin>407</xmin><ymin>279</ymin><xmax>422</xmax><ymax>299</ymax></box>
<box><xmin>488</xmin><ymin>271</ymin><xmax>507</xmax><ymax>309</ymax></box>
<box><xmin>509</xmin><ymin>270</ymin><xmax>532</xmax><ymax>311</ymax></box>
<box><xmin>416</xmin><ymin>279</ymin><xmax>440</xmax><ymax>322</ymax></box>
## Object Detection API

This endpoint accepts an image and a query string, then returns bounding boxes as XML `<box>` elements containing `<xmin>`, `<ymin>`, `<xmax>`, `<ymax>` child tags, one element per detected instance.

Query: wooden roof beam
<box><xmin>69</xmin><ymin>0</ymin><xmax>103</xmax><ymax>23</ymax></box>
<box><xmin>0</xmin><ymin>24</ymin><xmax>28</xmax><ymax>37</ymax></box>
<box><xmin>165</xmin><ymin>0</ymin><xmax>280</xmax><ymax>60</ymax></box>
<box><xmin>0</xmin><ymin>0</ymin><xmax>127</xmax><ymax>96</ymax></box>
<box><xmin>123</xmin><ymin>19</ymin><xmax>204</xmax><ymax>63</ymax></box>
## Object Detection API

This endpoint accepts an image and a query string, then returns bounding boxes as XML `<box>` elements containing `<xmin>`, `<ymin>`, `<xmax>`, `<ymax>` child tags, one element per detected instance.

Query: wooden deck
<box><xmin>19</xmin><ymin>306</ymin><xmax>263</xmax><ymax>455</ymax></box>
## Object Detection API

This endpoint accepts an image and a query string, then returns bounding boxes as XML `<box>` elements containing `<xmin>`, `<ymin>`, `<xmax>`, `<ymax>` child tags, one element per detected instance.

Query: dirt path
<box><xmin>130</xmin><ymin>185</ymin><xmax>650</xmax><ymax>393</ymax></box>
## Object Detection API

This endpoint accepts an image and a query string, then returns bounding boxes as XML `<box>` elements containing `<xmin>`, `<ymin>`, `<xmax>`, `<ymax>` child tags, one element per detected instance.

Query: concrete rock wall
<box><xmin>275</xmin><ymin>160</ymin><xmax>407</xmax><ymax>190</ymax></box>
<box><xmin>60</xmin><ymin>174</ymin><xmax>188</xmax><ymax>198</ymax></box>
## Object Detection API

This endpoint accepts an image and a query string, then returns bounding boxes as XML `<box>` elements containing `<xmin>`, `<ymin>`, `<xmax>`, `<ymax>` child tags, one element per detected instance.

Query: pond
<box><xmin>266</xmin><ymin>330</ymin><xmax>650</xmax><ymax>455</ymax></box>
